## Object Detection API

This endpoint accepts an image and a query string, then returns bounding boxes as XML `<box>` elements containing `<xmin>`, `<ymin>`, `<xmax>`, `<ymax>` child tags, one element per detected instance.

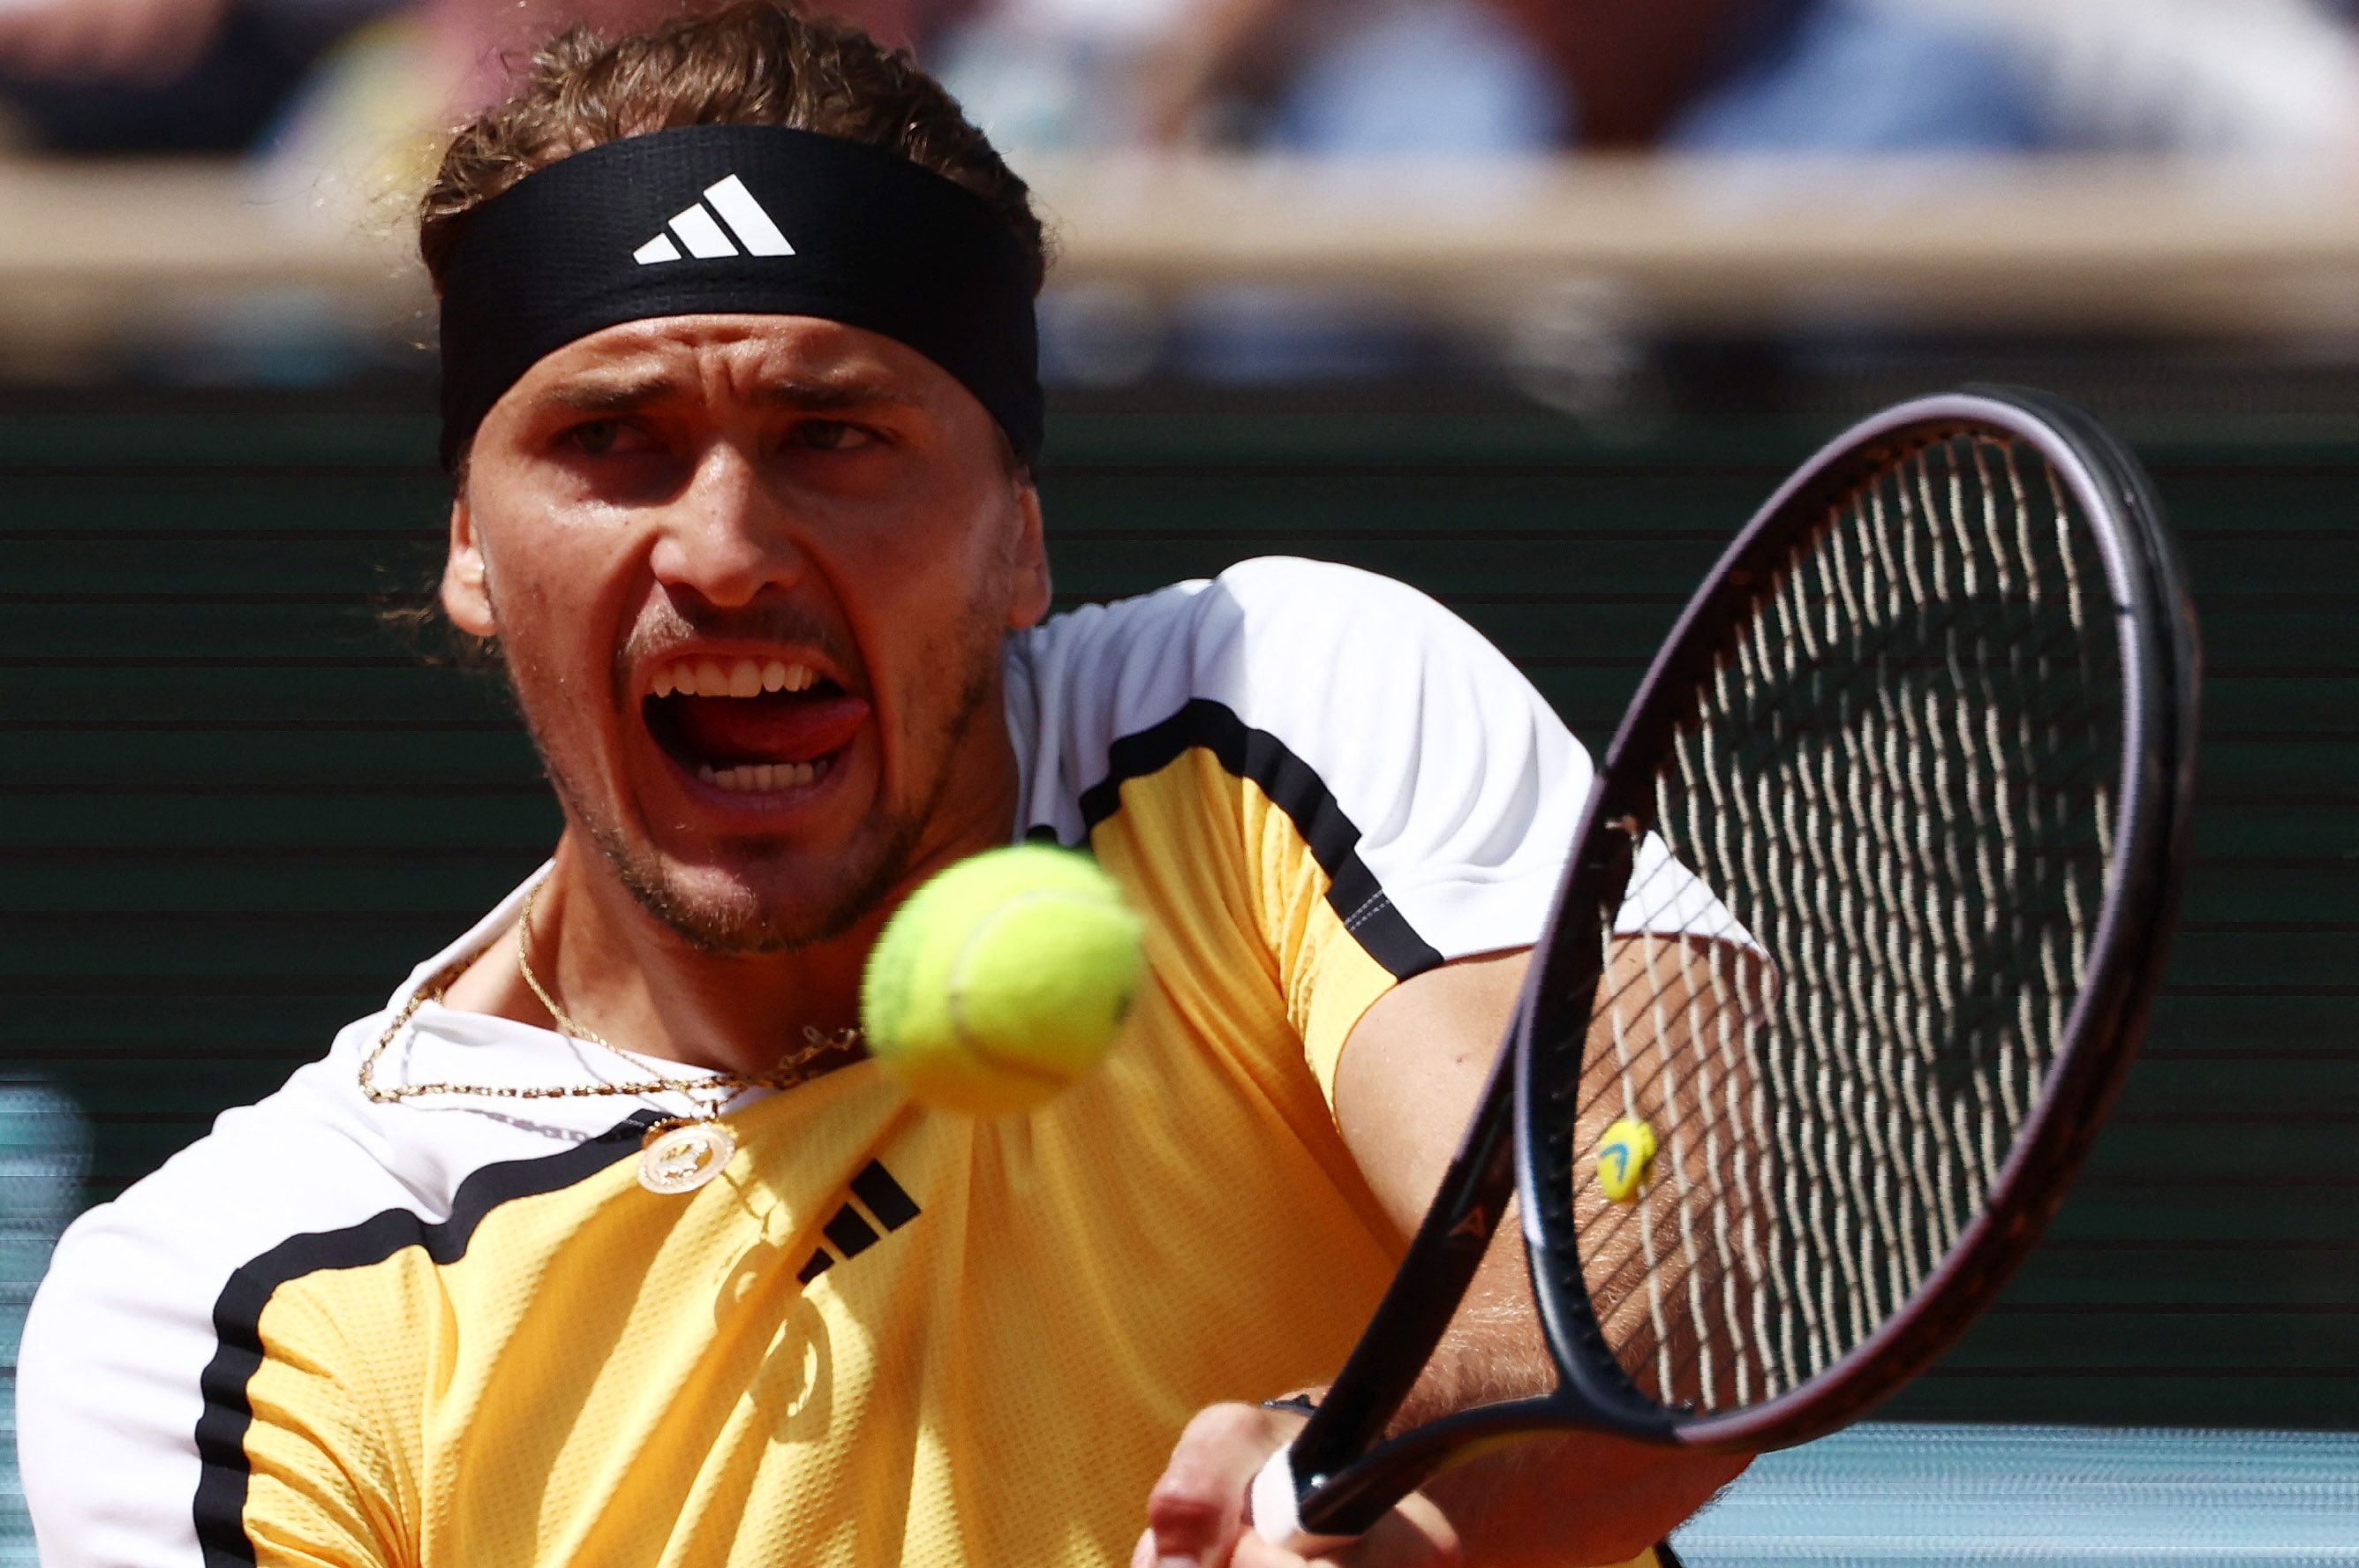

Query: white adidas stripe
<box><xmin>703</xmin><ymin>176</ymin><xmax>794</xmax><ymax>256</ymax></box>
<box><xmin>633</xmin><ymin>175</ymin><xmax>797</xmax><ymax>266</ymax></box>
<box><xmin>666</xmin><ymin>202</ymin><xmax>739</xmax><ymax>259</ymax></box>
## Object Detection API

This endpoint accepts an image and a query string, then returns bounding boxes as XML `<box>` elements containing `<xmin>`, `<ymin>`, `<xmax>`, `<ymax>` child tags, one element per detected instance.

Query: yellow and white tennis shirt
<box><xmin>22</xmin><ymin>558</ymin><xmax>1663</xmax><ymax>1568</ymax></box>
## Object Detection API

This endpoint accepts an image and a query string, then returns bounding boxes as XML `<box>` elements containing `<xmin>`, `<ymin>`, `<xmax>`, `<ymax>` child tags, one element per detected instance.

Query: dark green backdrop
<box><xmin>4</xmin><ymin>384</ymin><xmax>2352</xmax><ymax>1429</ymax></box>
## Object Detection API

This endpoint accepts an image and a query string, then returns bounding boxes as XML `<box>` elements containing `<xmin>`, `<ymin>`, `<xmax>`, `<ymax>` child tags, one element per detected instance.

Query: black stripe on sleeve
<box><xmin>192</xmin><ymin>1112</ymin><xmax>655</xmax><ymax>1567</ymax></box>
<box><xmin>1074</xmin><ymin>697</ymin><xmax>1443</xmax><ymax>979</ymax></box>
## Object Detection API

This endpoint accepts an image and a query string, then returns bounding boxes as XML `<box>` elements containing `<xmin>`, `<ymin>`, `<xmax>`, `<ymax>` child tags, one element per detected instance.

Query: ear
<box><xmin>441</xmin><ymin>494</ymin><xmax>498</xmax><ymax>637</ymax></box>
<box><xmin>1005</xmin><ymin>479</ymin><xmax>1052</xmax><ymax>631</ymax></box>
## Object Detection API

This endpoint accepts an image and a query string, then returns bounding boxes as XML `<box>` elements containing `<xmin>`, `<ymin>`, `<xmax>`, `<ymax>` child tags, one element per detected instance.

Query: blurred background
<box><xmin>2</xmin><ymin>1</ymin><xmax>2356</xmax><ymax>1563</ymax></box>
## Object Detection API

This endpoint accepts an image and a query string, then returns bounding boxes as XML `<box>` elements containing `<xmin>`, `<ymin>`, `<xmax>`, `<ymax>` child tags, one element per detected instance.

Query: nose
<box><xmin>645</xmin><ymin>442</ymin><xmax>806</xmax><ymax>609</ymax></box>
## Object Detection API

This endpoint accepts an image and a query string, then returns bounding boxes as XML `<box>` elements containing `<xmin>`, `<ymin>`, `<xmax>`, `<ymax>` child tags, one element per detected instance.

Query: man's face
<box><xmin>442</xmin><ymin>313</ymin><xmax>1051</xmax><ymax>953</ymax></box>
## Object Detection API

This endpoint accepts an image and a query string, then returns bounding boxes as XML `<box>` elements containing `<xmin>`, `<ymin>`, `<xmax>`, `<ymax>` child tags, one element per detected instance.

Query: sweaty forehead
<box><xmin>508</xmin><ymin>314</ymin><xmax>959</xmax><ymax>417</ymax></box>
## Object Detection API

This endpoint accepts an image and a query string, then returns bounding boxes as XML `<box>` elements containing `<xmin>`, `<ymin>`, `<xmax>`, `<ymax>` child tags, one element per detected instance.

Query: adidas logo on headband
<box><xmin>440</xmin><ymin>124</ymin><xmax>1042</xmax><ymax>471</ymax></box>
<box><xmin>632</xmin><ymin>174</ymin><xmax>795</xmax><ymax>265</ymax></box>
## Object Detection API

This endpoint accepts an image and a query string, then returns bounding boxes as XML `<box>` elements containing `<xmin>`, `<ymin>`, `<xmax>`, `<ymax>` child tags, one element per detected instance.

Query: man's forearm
<box><xmin>1422</xmin><ymin>1426</ymin><xmax>1745</xmax><ymax>1566</ymax></box>
<box><xmin>1382</xmin><ymin>1232</ymin><xmax>1749</xmax><ymax>1565</ymax></box>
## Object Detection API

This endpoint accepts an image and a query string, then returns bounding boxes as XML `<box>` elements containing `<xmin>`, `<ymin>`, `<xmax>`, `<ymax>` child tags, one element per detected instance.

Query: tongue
<box><xmin>665</xmin><ymin>693</ymin><xmax>870</xmax><ymax>766</ymax></box>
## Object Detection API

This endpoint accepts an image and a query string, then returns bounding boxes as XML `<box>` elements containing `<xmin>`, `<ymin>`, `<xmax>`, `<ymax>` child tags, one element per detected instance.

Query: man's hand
<box><xmin>1133</xmin><ymin>1403</ymin><xmax>1460</xmax><ymax>1568</ymax></box>
<box><xmin>1136</xmin><ymin>1397</ymin><xmax>1743</xmax><ymax>1567</ymax></box>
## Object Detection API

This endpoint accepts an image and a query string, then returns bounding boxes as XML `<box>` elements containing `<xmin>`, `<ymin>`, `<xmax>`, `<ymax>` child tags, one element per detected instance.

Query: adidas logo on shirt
<box><xmin>633</xmin><ymin>174</ymin><xmax>795</xmax><ymax>265</ymax></box>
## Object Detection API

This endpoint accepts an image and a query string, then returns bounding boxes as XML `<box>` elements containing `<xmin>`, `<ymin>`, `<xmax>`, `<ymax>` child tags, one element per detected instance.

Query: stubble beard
<box><xmin>509</xmin><ymin>599</ymin><xmax>1008</xmax><ymax>958</ymax></box>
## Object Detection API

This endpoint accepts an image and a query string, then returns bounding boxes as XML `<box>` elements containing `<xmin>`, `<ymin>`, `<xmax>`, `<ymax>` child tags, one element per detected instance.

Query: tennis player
<box><xmin>19</xmin><ymin>4</ymin><xmax>1748</xmax><ymax>1564</ymax></box>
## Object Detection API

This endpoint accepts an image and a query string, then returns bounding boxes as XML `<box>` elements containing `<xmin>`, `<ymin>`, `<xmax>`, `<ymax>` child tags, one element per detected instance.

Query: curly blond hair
<box><xmin>418</xmin><ymin>2</ymin><xmax>1045</xmax><ymax>295</ymax></box>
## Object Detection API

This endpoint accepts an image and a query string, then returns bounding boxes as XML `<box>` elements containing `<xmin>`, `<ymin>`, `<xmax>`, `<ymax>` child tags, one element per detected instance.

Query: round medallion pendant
<box><xmin>639</xmin><ymin>1120</ymin><xmax>735</xmax><ymax>1195</ymax></box>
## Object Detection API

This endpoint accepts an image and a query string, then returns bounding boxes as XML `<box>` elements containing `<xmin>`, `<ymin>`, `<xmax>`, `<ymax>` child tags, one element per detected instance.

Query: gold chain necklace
<box><xmin>358</xmin><ymin>882</ymin><xmax>861</xmax><ymax>1195</ymax></box>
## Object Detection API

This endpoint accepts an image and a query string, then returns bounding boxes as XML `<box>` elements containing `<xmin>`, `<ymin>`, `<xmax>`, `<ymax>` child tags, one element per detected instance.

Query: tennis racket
<box><xmin>1252</xmin><ymin>387</ymin><xmax>2202</xmax><ymax>1544</ymax></box>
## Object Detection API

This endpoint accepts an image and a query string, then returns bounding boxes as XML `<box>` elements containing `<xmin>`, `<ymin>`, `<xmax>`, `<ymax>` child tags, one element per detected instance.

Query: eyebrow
<box><xmin>535</xmin><ymin>373</ymin><xmax>920</xmax><ymax>417</ymax></box>
<box><xmin>757</xmin><ymin>377</ymin><xmax>919</xmax><ymax>414</ymax></box>
<box><xmin>538</xmin><ymin>375</ymin><xmax>675</xmax><ymax>416</ymax></box>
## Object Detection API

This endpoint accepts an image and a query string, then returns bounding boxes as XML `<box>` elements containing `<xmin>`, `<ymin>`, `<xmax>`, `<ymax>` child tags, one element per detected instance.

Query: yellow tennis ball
<box><xmin>860</xmin><ymin>845</ymin><xmax>1146</xmax><ymax>1117</ymax></box>
<box><xmin>1597</xmin><ymin>1118</ymin><xmax>1658</xmax><ymax>1204</ymax></box>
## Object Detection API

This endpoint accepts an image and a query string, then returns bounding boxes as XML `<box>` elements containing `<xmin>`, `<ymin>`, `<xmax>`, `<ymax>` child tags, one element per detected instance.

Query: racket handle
<box><xmin>1249</xmin><ymin>1448</ymin><xmax>1357</xmax><ymax>1555</ymax></box>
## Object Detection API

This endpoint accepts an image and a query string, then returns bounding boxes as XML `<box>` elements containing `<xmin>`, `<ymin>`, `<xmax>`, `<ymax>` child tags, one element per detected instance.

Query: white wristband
<box><xmin>1249</xmin><ymin>1447</ymin><xmax>1303</xmax><ymax>1545</ymax></box>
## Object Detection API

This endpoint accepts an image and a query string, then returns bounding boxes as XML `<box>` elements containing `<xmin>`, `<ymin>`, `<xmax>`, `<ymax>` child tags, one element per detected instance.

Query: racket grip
<box><xmin>1249</xmin><ymin>1448</ymin><xmax>1359</xmax><ymax>1555</ymax></box>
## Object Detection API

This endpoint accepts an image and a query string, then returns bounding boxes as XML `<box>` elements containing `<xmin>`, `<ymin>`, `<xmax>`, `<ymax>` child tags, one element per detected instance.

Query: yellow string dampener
<box><xmin>1596</xmin><ymin>1119</ymin><xmax>1657</xmax><ymax>1203</ymax></box>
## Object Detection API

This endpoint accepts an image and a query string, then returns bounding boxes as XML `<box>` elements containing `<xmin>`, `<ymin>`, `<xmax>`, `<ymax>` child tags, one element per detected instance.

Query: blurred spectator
<box><xmin>941</xmin><ymin>0</ymin><xmax>2050</xmax><ymax>155</ymax></box>
<box><xmin>0</xmin><ymin>0</ymin><xmax>976</xmax><ymax>157</ymax></box>
<box><xmin>3</xmin><ymin>0</ymin><xmax>2351</xmax><ymax>158</ymax></box>
<box><xmin>1511</xmin><ymin>0</ymin><xmax>2046</xmax><ymax>153</ymax></box>
<box><xmin>0</xmin><ymin>0</ymin><xmax>391</xmax><ymax>152</ymax></box>
<box><xmin>1890</xmin><ymin>0</ymin><xmax>2359</xmax><ymax>155</ymax></box>
<box><xmin>0</xmin><ymin>1</ymin><xmax>682</xmax><ymax>153</ymax></box>
<box><xmin>0</xmin><ymin>0</ymin><xmax>242</xmax><ymax>83</ymax></box>
<box><xmin>0</xmin><ymin>0</ymin><xmax>976</xmax><ymax>155</ymax></box>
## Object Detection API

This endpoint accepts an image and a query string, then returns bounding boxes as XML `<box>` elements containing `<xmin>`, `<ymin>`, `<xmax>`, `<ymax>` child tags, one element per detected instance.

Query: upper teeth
<box><xmin>652</xmin><ymin>658</ymin><xmax>818</xmax><ymax>698</ymax></box>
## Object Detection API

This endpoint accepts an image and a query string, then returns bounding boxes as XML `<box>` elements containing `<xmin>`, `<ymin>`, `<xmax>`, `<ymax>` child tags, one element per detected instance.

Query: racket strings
<box><xmin>1562</xmin><ymin>433</ymin><xmax>2123</xmax><ymax>1414</ymax></box>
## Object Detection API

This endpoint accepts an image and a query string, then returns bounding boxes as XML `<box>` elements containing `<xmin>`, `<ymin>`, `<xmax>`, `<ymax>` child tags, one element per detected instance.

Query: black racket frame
<box><xmin>1277</xmin><ymin>388</ymin><xmax>2202</xmax><ymax>1537</ymax></box>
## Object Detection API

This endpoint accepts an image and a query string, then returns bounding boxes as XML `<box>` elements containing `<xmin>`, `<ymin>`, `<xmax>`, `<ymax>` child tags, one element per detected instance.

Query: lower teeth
<box><xmin>697</xmin><ymin>757</ymin><xmax>829</xmax><ymax>793</ymax></box>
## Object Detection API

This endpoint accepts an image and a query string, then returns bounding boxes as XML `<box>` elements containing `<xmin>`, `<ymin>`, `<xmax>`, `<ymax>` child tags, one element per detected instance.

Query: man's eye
<box><xmin>789</xmin><ymin>419</ymin><xmax>876</xmax><ymax>452</ymax></box>
<box><xmin>561</xmin><ymin>419</ymin><xmax>640</xmax><ymax>456</ymax></box>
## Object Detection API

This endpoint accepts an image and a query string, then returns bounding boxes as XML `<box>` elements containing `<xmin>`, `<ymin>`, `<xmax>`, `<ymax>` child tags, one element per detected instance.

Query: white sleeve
<box><xmin>1013</xmin><ymin>556</ymin><xmax>1580</xmax><ymax>970</ymax></box>
<box><xmin>1011</xmin><ymin>555</ymin><xmax>1739</xmax><ymax>975</ymax></box>
<box><xmin>17</xmin><ymin>1060</ymin><xmax>420</xmax><ymax>1568</ymax></box>
<box><xmin>1202</xmin><ymin>558</ymin><xmax>1588</xmax><ymax>965</ymax></box>
<box><xmin>19</xmin><ymin>1202</ymin><xmax>223</xmax><ymax>1566</ymax></box>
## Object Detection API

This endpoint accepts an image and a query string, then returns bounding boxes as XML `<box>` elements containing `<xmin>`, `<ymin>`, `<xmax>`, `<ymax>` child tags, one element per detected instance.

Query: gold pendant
<box><xmin>639</xmin><ymin>1119</ymin><xmax>735</xmax><ymax>1195</ymax></box>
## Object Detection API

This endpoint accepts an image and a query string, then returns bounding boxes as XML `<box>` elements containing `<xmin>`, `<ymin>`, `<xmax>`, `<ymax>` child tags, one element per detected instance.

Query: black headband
<box><xmin>436</xmin><ymin>123</ymin><xmax>1043</xmax><ymax>471</ymax></box>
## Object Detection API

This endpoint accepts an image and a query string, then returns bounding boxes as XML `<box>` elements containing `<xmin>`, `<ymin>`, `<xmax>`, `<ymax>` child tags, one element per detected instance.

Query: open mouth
<box><xmin>643</xmin><ymin>655</ymin><xmax>870</xmax><ymax>795</ymax></box>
